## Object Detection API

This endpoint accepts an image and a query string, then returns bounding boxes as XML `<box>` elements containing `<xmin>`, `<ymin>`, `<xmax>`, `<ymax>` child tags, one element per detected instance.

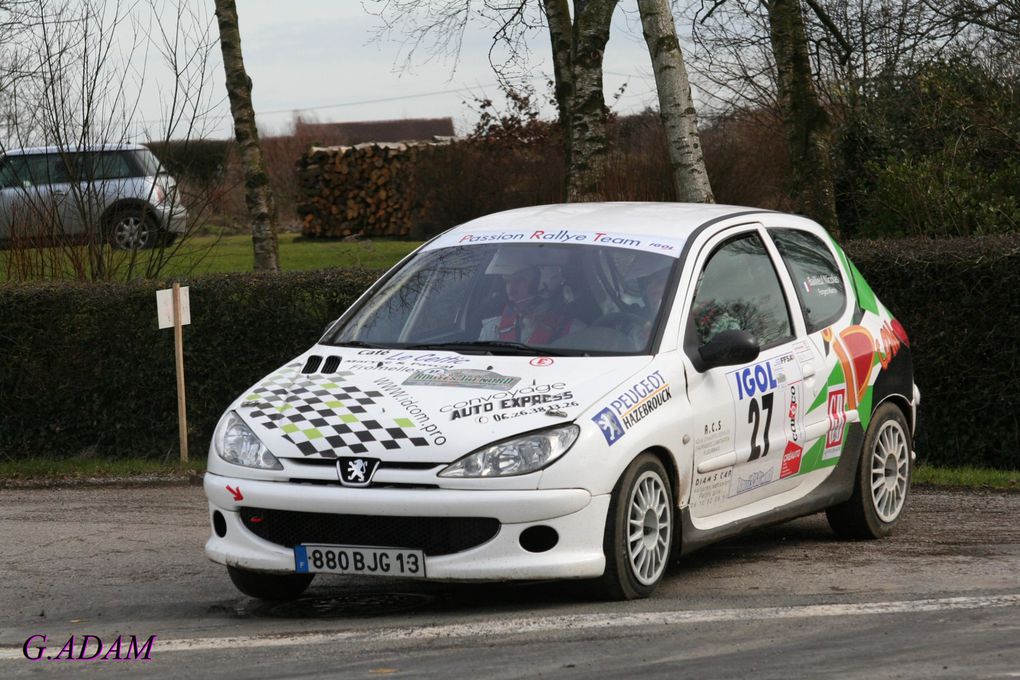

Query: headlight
<box><xmin>439</xmin><ymin>425</ymin><xmax>579</xmax><ymax>478</ymax></box>
<box><xmin>215</xmin><ymin>412</ymin><xmax>283</xmax><ymax>470</ymax></box>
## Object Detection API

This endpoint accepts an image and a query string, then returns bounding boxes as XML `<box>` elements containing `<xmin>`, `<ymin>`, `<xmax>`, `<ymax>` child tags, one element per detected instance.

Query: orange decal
<box><xmin>828</xmin><ymin>325</ymin><xmax>876</xmax><ymax>410</ymax></box>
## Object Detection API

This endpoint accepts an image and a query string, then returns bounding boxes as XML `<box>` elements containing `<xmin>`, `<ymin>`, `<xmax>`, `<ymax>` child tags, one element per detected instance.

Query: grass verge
<box><xmin>169</xmin><ymin>232</ymin><xmax>421</xmax><ymax>276</ymax></box>
<box><xmin>0</xmin><ymin>457</ymin><xmax>206</xmax><ymax>485</ymax></box>
<box><xmin>0</xmin><ymin>232</ymin><xmax>422</xmax><ymax>282</ymax></box>
<box><xmin>913</xmin><ymin>464</ymin><xmax>1019</xmax><ymax>490</ymax></box>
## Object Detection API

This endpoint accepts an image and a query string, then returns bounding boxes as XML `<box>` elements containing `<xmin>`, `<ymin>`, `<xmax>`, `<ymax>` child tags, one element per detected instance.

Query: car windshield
<box><xmin>327</xmin><ymin>240</ymin><xmax>679</xmax><ymax>356</ymax></box>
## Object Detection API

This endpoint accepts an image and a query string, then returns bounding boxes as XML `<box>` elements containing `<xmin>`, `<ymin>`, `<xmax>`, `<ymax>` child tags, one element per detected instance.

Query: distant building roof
<box><xmin>293</xmin><ymin>117</ymin><xmax>456</xmax><ymax>145</ymax></box>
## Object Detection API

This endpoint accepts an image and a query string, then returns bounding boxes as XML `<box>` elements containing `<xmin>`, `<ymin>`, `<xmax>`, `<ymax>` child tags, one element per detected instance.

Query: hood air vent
<box><xmin>301</xmin><ymin>355</ymin><xmax>323</xmax><ymax>374</ymax></box>
<box><xmin>321</xmin><ymin>355</ymin><xmax>342</xmax><ymax>373</ymax></box>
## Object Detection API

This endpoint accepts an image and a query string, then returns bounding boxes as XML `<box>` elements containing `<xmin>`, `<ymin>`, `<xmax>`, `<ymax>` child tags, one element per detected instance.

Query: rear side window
<box><xmin>688</xmin><ymin>232</ymin><xmax>793</xmax><ymax>349</ymax></box>
<box><xmin>771</xmin><ymin>229</ymin><xmax>847</xmax><ymax>333</ymax></box>
<box><xmin>74</xmin><ymin>152</ymin><xmax>139</xmax><ymax>181</ymax></box>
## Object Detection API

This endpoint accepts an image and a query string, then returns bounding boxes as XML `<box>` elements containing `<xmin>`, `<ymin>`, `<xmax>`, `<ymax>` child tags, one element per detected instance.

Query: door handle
<box><xmin>802</xmin><ymin>361</ymin><xmax>816</xmax><ymax>378</ymax></box>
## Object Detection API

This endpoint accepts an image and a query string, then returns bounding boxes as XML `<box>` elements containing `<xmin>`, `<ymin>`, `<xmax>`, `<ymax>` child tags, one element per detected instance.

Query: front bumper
<box><xmin>204</xmin><ymin>472</ymin><xmax>609</xmax><ymax>581</ymax></box>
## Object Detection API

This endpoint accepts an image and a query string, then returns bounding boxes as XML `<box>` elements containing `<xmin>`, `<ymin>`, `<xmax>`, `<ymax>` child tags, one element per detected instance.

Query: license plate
<box><xmin>294</xmin><ymin>544</ymin><xmax>426</xmax><ymax>577</ymax></box>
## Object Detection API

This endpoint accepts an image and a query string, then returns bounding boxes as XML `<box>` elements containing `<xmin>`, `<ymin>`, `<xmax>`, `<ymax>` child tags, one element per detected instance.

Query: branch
<box><xmin>802</xmin><ymin>0</ymin><xmax>852</xmax><ymax>64</ymax></box>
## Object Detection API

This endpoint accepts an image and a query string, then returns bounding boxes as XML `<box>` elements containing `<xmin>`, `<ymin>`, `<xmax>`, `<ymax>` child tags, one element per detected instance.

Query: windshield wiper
<box><xmin>403</xmin><ymin>341</ymin><xmax>572</xmax><ymax>357</ymax></box>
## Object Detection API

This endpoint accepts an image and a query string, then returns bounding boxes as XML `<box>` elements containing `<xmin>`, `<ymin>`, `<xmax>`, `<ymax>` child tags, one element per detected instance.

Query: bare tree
<box><xmin>213</xmin><ymin>0</ymin><xmax>279</xmax><ymax>272</ymax></box>
<box><xmin>369</xmin><ymin>0</ymin><xmax>624</xmax><ymax>201</ymax></box>
<box><xmin>542</xmin><ymin>0</ymin><xmax>573</xmax><ymax>170</ymax></box>
<box><xmin>637</xmin><ymin>0</ymin><xmax>713</xmax><ymax>202</ymax></box>
<box><xmin>766</xmin><ymin>0</ymin><xmax>838</xmax><ymax>229</ymax></box>
<box><xmin>565</xmin><ymin>0</ymin><xmax>618</xmax><ymax>201</ymax></box>
<box><xmin>0</xmin><ymin>0</ymin><xmax>222</xmax><ymax>281</ymax></box>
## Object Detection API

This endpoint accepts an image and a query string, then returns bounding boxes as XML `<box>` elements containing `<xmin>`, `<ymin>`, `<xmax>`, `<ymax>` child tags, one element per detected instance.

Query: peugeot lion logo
<box><xmin>337</xmin><ymin>457</ymin><xmax>380</xmax><ymax>487</ymax></box>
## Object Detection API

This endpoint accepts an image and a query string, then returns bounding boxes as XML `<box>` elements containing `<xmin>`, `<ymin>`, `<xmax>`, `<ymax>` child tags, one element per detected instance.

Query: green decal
<box><xmin>244</xmin><ymin>393</ymin><xmax>261</xmax><ymax>401</ymax></box>
<box><xmin>275</xmin><ymin>403</ymin><xmax>294</xmax><ymax>413</ymax></box>
<box><xmin>325</xmin><ymin>400</ymin><xmax>344</xmax><ymax>409</ymax></box>
<box><xmin>848</xmin><ymin>259</ymin><xmax>880</xmax><ymax>315</ymax></box>
<box><xmin>809</xmin><ymin>362</ymin><xmax>846</xmax><ymax>414</ymax></box>
<box><xmin>394</xmin><ymin>418</ymin><xmax>414</xmax><ymax>428</ymax></box>
<box><xmin>340</xmin><ymin>414</ymin><xmax>358</xmax><ymax>423</ymax></box>
<box><xmin>798</xmin><ymin>437</ymin><xmax>840</xmax><ymax>475</ymax></box>
<box><xmin>829</xmin><ymin>236</ymin><xmax>880</xmax><ymax>316</ymax></box>
<box><xmin>857</xmin><ymin>383</ymin><xmax>875</xmax><ymax>432</ymax></box>
<box><xmin>303</xmin><ymin>428</ymin><xmax>323</xmax><ymax>440</ymax></box>
<box><xmin>281</xmin><ymin>423</ymin><xmax>299</xmax><ymax>434</ymax></box>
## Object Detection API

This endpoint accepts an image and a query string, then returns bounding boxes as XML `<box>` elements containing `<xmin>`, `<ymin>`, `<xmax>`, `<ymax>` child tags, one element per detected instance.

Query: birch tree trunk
<box><xmin>567</xmin><ymin>0</ymin><xmax>618</xmax><ymax>202</ymax></box>
<box><xmin>542</xmin><ymin>0</ymin><xmax>573</xmax><ymax>185</ymax></box>
<box><xmin>766</xmin><ymin>0</ymin><xmax>839</xmax><ymax>231</ymax></box>
<box><xmin>214</xmin><ymin>0</ymin><xmax>279</xmax><ymax>271</ymax></box>
<box><xmin>636</xmin><ymin>0</ymin><xmax>714</xmax><ymax>203</ymax></box>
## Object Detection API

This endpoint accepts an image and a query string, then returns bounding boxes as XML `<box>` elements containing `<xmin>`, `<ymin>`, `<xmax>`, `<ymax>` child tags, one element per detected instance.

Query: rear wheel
<box><xmin>594</xmin><ymin>453</ymin><xmax>674</xmax><ymax>600</ymax></box>
<box><xmin>109</xmin><ymin>210</ymin><xmax>158</xmax><ymax>250</ymax></box>
<box><xmin>226</xmin><ymin>566</ymin><xmax>314</xmax><ymax>600</ymax></box>
<box><xmin>826</xmin><ymin>402</ymin><xmax>912</xmax><ymax>539</ymax></box>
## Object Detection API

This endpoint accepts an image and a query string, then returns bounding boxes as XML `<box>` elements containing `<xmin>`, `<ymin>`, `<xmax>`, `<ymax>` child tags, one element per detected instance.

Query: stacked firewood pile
<box><xmin>296</xmin><ymin>141</ymin><xmax>447</xmax><ymax>238</ymax></box>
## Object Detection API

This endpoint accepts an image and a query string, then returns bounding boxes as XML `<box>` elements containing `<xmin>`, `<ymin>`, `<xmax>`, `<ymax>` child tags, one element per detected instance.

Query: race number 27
<box><xmin>748</xmin><ymin>393</ymin><xmax>774</xmax><ymax>461</ymax></box>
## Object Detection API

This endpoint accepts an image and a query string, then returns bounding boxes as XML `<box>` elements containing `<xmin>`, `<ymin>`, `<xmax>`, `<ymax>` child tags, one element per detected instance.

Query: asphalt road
<box><xmin>1</xmin><ymin>484</ymin><xmax>1018</xmax><ymax>678</ymax></box>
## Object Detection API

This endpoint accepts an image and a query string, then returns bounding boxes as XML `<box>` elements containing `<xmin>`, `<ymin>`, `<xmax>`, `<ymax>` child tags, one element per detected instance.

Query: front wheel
<box><xmin>594</xmin><ymin>453</ymin><xmax>674</xmax><ymax>600</ymax></box>
<box><xmin>227</xmin><ymin>566</ymin><xmax>314</xmax><ymax>600</ymax></box>
<box><xmin>826</xmin><ymin>402</ymin><xmax>912</xmax><ymax>539</ymax></box>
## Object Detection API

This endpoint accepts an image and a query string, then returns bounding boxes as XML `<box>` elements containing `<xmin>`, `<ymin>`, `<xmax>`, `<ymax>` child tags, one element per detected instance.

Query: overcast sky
<box><xmin>142</xmin><ymin>1</ymin><xmax>669</xmax><ymax>140</ymax></box>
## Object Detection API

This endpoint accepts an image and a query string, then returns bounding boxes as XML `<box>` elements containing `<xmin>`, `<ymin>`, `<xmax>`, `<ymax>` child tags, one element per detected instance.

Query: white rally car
<box><xmin>205</xmin><ymin>203</ymin><xmax>917</xmax><ymax>600</ymax></box>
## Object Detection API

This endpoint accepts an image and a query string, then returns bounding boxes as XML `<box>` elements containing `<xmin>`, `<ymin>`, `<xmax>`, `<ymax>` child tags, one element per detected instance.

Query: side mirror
<box><xmin>698</xmin><ymin>329</ymin><xmax>760</xmax><ymax>369</ymax></box>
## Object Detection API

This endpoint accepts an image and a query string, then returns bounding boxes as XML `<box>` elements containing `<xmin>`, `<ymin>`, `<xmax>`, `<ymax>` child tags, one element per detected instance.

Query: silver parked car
<box><xmin>0</xmin><ymin>143</ymin><xmax>187</xmax><ymax>250</ymax></box>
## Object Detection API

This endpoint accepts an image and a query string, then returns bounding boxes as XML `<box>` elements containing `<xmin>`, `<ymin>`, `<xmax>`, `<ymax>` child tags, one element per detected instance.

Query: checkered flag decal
<box><xmin>241</xmin><ymin>363</ymin><xmax>429</xmax><ymax>457</ymax></box>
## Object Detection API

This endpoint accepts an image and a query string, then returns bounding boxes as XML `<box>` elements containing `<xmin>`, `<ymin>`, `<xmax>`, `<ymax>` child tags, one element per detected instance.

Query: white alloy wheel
<box><xmin>871</xmin><ymin>419</ymin><xmax>909</xmax><ymax>522</ymax></box>
<box><xmin>826</xmin><ymin>402</ymin><xmax>912</xmax><ymax>540</ymax></box>
<box><xmin>627</xmin><ymin>470</ymin><xmax>671</xmax><ymax>586</ymax></box>
<box><xmin>595</xmin><ymin>453</ymin><xmax>674</xmax><ymax>600</ymax></box>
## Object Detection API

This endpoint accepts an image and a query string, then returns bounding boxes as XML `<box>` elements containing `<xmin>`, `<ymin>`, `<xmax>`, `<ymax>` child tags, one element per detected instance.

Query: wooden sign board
<box><xmin>157</xmin><ymin>286</ymin><xmax>191</xmax><ymax>329</ymax></box>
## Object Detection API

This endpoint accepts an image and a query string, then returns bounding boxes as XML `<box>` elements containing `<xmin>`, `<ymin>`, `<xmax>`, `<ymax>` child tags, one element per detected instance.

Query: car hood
<box><xmin>231</xmin><ymin>346</ymin><xmax>652</xmax><ymax>463</ymax></box>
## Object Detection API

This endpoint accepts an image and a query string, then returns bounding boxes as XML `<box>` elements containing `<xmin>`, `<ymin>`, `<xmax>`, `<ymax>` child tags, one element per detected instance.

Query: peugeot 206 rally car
<box><xmin>204</xmin><ymin>203</ymin><xmax>918</xmax><ymax>600</ymax></box>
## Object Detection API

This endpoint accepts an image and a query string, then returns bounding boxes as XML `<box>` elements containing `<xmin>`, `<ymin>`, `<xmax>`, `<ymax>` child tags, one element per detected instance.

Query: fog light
<box><xmin>519</xmin><ymin>526</ymin><xmax>558</xmax><ymax>553</ymax></box>
<box><xmin>213</xmin><ymin>510</ymin><xmax>227</xmax><ymax>538</ymax></box>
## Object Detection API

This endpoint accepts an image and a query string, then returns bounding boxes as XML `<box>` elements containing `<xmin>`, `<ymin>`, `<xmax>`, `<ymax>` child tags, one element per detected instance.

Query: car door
<box><xmin>0</xmin><ymin>156</ymin><xmax>18</xmax><ymax>238</ymax></box>
<box><xmin>767</xmin><ymin>225</ymin><xmax>856</xmax><ymax>480</ymax></box>
<box><xmin>0</xmin><ymin>153</ymin><xmax>75</xmax><ymax>239</ymax></box>
<box><xmin>682</xmin><ymin>225</ymin><xmax>810</xmax><ymax>522</ymax></box>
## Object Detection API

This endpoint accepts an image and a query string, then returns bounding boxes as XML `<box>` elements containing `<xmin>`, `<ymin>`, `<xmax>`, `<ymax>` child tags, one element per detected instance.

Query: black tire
<box><xmin>826</xmin><ymin>402</ymin><xmax>912</xmax><ymax>539</ymax></box>
<box><xmin>593</xmin><ymin>453</ymin><xmax>674</xmax><ymax>600</ymax></box>
<box><xmin>108</xmin><ymin>210</ymin><xmax>159</xmax><ymax>250</ymax></box>
<box><xmin>226</xmin><ymin>566</ymin><xmax>314</xmax><ymax>601</ymax></box>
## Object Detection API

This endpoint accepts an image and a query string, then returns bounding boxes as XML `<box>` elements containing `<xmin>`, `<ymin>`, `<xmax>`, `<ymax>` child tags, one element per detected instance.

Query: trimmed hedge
<box><xmin>0</xmin><ymin>236</ymin><xmax>1017</xmax><ymax>469</ymax></box>
<box><xmin>0</xmin><ymin>269</ymin><xmax>378</xmax><ymax>461</ymax></box>
<box><xmin>848</xmin><ymin>235</ymin><xmax>1020</xmax><ymax>469</ymax></box>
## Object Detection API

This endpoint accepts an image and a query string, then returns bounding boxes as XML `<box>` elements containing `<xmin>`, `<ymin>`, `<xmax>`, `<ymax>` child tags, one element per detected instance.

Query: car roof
<box><xmin>1</xmin><ymin>143</ymin><xmax>148</xmax><ymax>156</ymax></box>
<box><xmin>446</xmin><ymin>202</ymin><xmax>813</xmax><ymax>241</ymax></box>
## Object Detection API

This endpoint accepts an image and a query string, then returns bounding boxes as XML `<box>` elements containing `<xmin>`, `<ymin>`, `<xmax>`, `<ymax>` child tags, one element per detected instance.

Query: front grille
<box><xmin>285</xmin><ymin>458</ymin><xmax>441</xmax><ymax>470</ymax></box>
<box><xmin>240</xmin><ymin>507</ymin><xmax>500</xmax><ymax>556</ymax></box>
<box><xmin>288</xmin><ymin>478</ymin><xmax>439</xmax><ymax>490</ymax></box>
